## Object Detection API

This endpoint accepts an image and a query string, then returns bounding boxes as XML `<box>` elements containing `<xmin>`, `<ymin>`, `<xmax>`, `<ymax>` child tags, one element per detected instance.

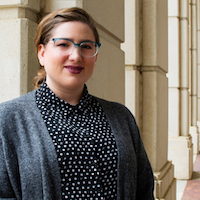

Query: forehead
<box><xmin>51</xmin><ymin>21</ymin><xmax>95</xmax><ymax>41</ymax></box>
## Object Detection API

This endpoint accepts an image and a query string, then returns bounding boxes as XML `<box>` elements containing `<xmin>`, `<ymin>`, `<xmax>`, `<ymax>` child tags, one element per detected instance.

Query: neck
<box><xmin>46</xmin><ymin>82</ymin><xmax>84</xmax><ymax>106</ymax></box>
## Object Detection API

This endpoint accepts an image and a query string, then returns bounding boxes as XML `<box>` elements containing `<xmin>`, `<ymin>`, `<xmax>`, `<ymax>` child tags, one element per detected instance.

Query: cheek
<box><xmin>85</xmin><ymin>57</ymin><xmax>96</xmax><ymax>68</ymax></box>
<box><xmin>44</xmin><ymin>53</ymin><xmax>65</xmax><ymax>67</ymax></box>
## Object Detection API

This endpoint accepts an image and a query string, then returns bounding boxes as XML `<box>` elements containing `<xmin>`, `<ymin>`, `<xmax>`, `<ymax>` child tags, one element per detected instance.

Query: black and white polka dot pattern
<box><xmin>36</xmin><ymin>82</ymin><xmax>118</xmax><ymax>199</ymax></box>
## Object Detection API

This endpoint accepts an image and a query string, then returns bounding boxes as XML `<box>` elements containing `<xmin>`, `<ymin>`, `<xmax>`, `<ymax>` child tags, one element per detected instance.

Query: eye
<box><xmin>81</xmin><ymin>43</ymin><xmax>93</xmax><ymax>49</ymax></box>
<box><xmin>58</xmin><ymin>43</ymin><xmax>68</xmax><ymax>47</ymax></box>
<box><xmin>56</xmin><ymin>42</ymin><xmax>69</xmax><ymax>48</ymax></box>
<box><xmin>55</xmin><ymin>39</ymin><xmax>71</xmax><ymax>48</ymax></box>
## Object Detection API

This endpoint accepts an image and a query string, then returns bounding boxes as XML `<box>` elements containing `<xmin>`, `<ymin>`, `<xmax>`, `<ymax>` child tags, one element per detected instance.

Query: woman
<box><xmin>0</xmin><ymin>7</ymin><xmax>154</xmax><ymax>200</ymax></box>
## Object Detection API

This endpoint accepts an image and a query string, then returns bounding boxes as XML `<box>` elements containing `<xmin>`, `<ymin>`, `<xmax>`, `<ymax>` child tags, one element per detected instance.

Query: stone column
<box><xmin>197</xmin><ymin>0</ymin><xmax>200</xmax><ymax>132</ymax></box>
<box><xmin>142</xmin><ymin>1</ymin><xmax>176</xmax><ymax>199</ymax></box>
<box><xmin>168</xmin><ymin>0</ymin><xmax>193</xmax><ymax>179</ymax></box>
<box><xmin>189</xmin><ymin>0</ymin><xmax>199</xmax><ymax>155</ymax></box>
<box><xmin>121</xmin><ymin>0</ymin><xmax>142</xmax><ymax>129</ymax></box>
<box><xmin>122</xmin><ymin>0</ymin><xmax>176</xmax><ymax>199</ymax></box>
<box><xmin>0</xmin><ymin>0</ymin><xmax>40</xmax><ymax>103</ymax></box>
<box><xmin>43</xmin><ymin>0</ymin><xmax>125</xmax><ymax>105</ymax></box>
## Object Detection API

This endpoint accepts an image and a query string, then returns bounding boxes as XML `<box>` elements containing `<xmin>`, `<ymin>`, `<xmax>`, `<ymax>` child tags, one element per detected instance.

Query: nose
<box><xmin>68</xmin><ymin>46</ymin><xmax>82</xmax><ymax>62</ymax></box>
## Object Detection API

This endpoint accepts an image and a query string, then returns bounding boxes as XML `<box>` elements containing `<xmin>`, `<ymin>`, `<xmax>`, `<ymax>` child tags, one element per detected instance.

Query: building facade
<box><xmin>1</xmin><ymin>0</ymin><xmax>200</xmax><ymax>199</ymax></box>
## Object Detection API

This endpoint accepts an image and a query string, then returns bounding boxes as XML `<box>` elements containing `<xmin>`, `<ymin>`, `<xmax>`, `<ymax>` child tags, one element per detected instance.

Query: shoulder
<box><xmin>0</xmin><ymin>90</ymin><xmax>36</xmax><ymax>117</ymax></box>
<box><xmin>93</xmin><ymin>96</ymin><xmax>133</xmax><ymax>116</ymax></box>
<box><xmin>0</xmin><ymin>90</ymin><xmax>40</xmax><ymax>139</ymax></box>
<box><xmin>92</xmin><ymin>96</ymin><xmax>137</xmax><ymax>126</ymax></box>
<box><xmin>0</xmin><ymin>90</ymin><xmax>35</xmax><ymax>106</ymax></box>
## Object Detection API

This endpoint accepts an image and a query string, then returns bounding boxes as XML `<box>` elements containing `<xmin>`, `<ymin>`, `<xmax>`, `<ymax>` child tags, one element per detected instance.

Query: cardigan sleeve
<box><xmin>0</xmin><ymin>102</ymin><xmax>21</xmax><ymax>199</ymax></box>
<box><xmin>118</xmin><ymin>106</ymin><xmax>155</xmax><ymax>200</ymax></box>
<box><xmin>0</xmin><ymin>143</ymin><xmax>16</xmax><ymax>199</ymax></box>
<box><xmin>131</xmin><ymin>117</ymin><xmax>155</xmax><ymax>200</ymax></box>
<box><xmin>0</xmin><ymin>122</ymin><xmax>17</xmax><ymax>199</ymax></box>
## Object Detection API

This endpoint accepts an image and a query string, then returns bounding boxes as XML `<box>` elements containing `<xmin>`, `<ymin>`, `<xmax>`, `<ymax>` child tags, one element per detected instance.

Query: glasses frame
<box><xmin>51</xmin><ymin>38</ymin><xmax>101</xmax><ymax>58</ymax></box>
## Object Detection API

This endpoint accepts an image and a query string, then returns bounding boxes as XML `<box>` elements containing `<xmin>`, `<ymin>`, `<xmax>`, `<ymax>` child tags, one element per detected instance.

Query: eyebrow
<box><xmin>54</xmin><ymin>14</ymin><xmax>66</xmax><ymax>19</ymax></box>
<box><xmin>54</xmin><ymin>38</ymin><xmax>96</xmax><ymax>44</ymax></box>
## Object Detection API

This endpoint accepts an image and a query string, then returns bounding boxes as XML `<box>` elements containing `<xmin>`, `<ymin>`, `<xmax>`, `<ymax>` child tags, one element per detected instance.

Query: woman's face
<box><xmin>38</xmin><ymin>21</ymin><xmax>97</xmax><ymax>93</ymax></box>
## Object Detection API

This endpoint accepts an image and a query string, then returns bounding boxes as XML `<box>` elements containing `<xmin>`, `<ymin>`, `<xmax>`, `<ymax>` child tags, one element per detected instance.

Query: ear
<box><xmin>94</xmin><ymin>54</ymin><xmax>98</xmax><ymax>63</ymax></box>
<box><xmin>38</xmin><ymin>44</ymin><xmax>45</xmax><ymax>66</ymax></box>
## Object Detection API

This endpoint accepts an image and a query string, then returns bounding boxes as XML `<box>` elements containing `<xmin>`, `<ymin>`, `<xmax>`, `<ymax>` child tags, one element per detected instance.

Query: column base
<box><xmin>197</xmin><ymin>121</ymin><xmax>200</xmax><ymax>132</ymax></box>
<box><xmin>168</xmin><ymin>135</ymin><xmax>193</xmax><ymax>179</ymax></box>
<box><xmin>154</xmin><ymin>161</ymin><xmax>176</xmax><ymax>200</ymax></box>
<box><xmin>190</xmin><ymin>126</ymin><xmax>199</xmax><ymax>154</ymax></box>
<box><xmin>197</xmin><ymin>121</ymin><xmax>200</xmax><ymax>144</ymax></box>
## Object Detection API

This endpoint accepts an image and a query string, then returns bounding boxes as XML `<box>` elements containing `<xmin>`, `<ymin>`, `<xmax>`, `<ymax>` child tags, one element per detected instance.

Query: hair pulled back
<box><xmin>33</xmin><ymin>7</ymin><xmax>100</xmax><ymax>89</ymax></box>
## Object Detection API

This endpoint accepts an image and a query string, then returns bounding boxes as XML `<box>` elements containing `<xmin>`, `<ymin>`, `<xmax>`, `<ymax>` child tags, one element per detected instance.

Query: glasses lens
<box><xmin>80</xmin><ymin>42</ymin><xmax>98</xmax><ymax>57</ymax></box>
<box><xmin>54</xmin><ymin>39</ymin><xmax>74</xmax><ymax>55</ymax></box>
<box><xmin>53</xmin><ymin>39</ymin><xmax>99</xmax><ymax>57</ymax></box>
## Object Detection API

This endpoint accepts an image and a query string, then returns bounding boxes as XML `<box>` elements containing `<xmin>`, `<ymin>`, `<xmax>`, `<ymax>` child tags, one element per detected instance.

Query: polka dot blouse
<box><xmin>35</xmin><ymin>82</ymin><xmax>118</xmax><ymax>199</ymax></box>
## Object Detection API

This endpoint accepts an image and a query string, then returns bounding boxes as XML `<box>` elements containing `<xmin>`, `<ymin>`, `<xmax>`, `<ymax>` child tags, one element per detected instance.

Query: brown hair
<box><xmin>32</xmin><ymin>7</ymin><xmax>100</xmax><ymax>89</ymax></box>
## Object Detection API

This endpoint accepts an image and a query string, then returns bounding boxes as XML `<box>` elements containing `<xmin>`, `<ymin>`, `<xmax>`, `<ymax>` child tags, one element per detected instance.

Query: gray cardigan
<box><xmin>0</xmin><ymin>90</ymin><xmax>154</xmax><ymax>200</ymax></box>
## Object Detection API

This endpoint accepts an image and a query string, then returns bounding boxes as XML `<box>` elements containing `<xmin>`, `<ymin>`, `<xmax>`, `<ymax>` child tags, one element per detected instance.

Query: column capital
<box><xmin>0</xmin><ymin>0</ymin><xmax>40</xmax><ymax>13</ymax></box>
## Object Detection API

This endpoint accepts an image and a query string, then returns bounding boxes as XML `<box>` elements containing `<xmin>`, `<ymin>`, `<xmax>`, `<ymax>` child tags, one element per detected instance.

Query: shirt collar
<box><xmin>36</xmin><ymin>81</ymin><xmax>92</xmax><ymax>115</ymax></box>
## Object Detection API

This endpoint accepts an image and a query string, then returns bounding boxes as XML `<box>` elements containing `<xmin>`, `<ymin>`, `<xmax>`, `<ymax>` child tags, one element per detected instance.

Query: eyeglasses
<box><xmin>51</xmin><ymin>38</ymin><xmax>101</xmax><ymax>58</ymax></box>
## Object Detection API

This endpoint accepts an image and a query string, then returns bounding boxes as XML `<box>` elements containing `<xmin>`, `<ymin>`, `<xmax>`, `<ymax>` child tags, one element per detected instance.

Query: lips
<box><xmin>65</xmin><ymin>66</ymin><xmax>83</xmax><ymax>74</ymax></box>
